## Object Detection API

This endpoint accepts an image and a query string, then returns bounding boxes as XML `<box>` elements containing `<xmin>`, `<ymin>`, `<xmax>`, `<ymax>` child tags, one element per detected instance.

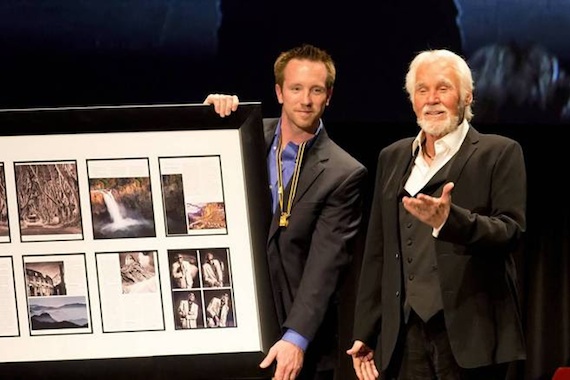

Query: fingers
<box><xmin>261</xmin><ymin>340</ymin><xmax>304</xmax><ymax>380</ymax></box>
<box><xmin>348</xmin><ymin>341</ymin><xmax>379</xmax><ymax>380</ymax></box>
<box><xmin>351</xmin><ymin>357</ymin><xmax>379</xmax><ymax>380</ymax></box>
<box><xmin>203</xmin><ymin>94</ymin><xmax>239</xmax><ymax>117</ymax></box>
<box><xmin>259</xmin><ymin>348</ymin><xmax>276</xmax><ymax>369</ymax></box>
<box><xmin>361</xmin><ymin>360</ymin><xmax>380</xmax><ymax>380</ymax></box>
<box><xmin>351</xmin><ymin>356</ymin><xmax>365</xmax><ymax>380</ymax></box>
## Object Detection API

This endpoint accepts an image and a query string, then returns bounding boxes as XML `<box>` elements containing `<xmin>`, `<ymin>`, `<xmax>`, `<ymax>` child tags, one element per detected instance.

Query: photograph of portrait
<box><xmin>168</xmin><ymin>249</ymin><xmax>200</xmax><ymax>290</ymax></box>
<box><xmin>172</xmin><ymin>290</ymin><xmax>204</xmax><ymax>330</ymax></box>
<box><xmin>203</xmin><ymin>289</ymin><xmax>235</xmax><ymax>328</ymax></box>
<box><xmin>199</xmin><ymin>248</ymin><xmax>231</xmax><ymax>288</ymax></box>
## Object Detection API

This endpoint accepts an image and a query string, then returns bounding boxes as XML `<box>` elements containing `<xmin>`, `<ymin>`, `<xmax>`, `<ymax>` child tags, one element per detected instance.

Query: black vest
<box><xmin>398</xmin><ymin>156</ymin><xmax>455</xmax><ymax>322</ymax></box>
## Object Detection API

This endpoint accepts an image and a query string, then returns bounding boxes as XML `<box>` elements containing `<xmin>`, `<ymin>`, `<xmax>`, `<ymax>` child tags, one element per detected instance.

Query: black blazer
<box><xmin>263</xmin><ymin>118</ymin><xmax>367</xmax><ymax>371</ymax></box>
<box><xmin>354</xmin><ymin>125</ymin><xmax>527</xmax><ymax>369</ymax></box>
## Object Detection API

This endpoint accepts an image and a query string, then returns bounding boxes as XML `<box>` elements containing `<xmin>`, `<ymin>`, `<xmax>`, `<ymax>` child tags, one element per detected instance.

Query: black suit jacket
<box><xmin>354</xmin><ymin>125</ymin><xmax>527</xmax><ymax>369</ymax></box>
<box><xmin>263</xmin><ymin>118</ymin><xmax>367</xmax><ymax>372</ymax></box>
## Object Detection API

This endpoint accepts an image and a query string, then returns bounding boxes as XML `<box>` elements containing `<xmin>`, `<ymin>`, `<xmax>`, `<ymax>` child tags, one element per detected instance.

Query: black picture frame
<box><xmin>0</xmin><ymin>103</ymin><xmax>279</xmax><ymax>380</ymax></box>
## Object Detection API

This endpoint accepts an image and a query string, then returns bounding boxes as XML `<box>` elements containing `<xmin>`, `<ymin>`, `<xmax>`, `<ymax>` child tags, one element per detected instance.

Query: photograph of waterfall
<box><xmin>87</xmin><ymin>158</ymin><xmax>156</xmax><ymax>239</ymax></box>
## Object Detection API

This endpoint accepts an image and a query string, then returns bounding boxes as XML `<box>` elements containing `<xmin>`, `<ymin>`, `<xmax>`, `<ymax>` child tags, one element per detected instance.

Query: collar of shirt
<box><xmin>267</xmin><ymin>119</ymin><xmax>323</xmax><ymax>212</ymax></box>
<box><xmin>405</xmin><ymin>120</ymin><xmax>469</xmax><ymax>197</ymax></box>
<box><xmin>411</xmin><ymin>119</ymin><xmax>469</xmax><ymax>159</ymax></box>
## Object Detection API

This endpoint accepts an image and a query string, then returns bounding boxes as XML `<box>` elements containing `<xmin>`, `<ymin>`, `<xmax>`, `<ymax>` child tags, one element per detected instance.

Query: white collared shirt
<box><xmin>404</xmin><ymin>120</ymin><xmax>469</xmax><ymax>197</ymax></box>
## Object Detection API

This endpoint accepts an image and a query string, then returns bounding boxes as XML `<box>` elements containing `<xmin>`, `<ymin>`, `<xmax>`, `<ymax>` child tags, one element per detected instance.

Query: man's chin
<box><xmin>418</xmin><ymin>117</ymin><xmax>459</xmax><ymax>136</ymax></box>
<box><xmin>419</xmin><ymin>119</ymin><xmax>441</xmax><ymax>131</ymax></box>
<box><xmin>295</xmin><ymin>118</ymin><xmax>319</xmax><ymax>130</ymax></box>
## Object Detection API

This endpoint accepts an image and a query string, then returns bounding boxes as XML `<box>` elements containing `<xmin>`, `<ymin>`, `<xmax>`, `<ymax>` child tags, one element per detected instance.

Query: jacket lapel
<box><xmin>290</xmin><ymin>130</ymin><xmax>328</xmax><ymax>203</ymax></box>
<box><xmin>419</xmin><ymin>125</ymin><xmax>479</xmax><ymax>195</ymax></box>
<box><xmin>263</xmin><ymin>119</ymin><xmax>282</xmax><ymax>240</ymax></box>
<box><xmin>266</xmin><ymin>124</ymin><xmax>329</xmax><ymax>241</ymax></box>
<box><xmin>445</xmin><ymin>125</ymin><xmax>478</xmax><ymax>185</ymax></box>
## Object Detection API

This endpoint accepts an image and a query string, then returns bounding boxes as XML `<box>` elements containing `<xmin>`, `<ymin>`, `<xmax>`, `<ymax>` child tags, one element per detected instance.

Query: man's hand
<box><xmin>346</xmin><ymin>340</ymin><xmax>379</xmax><ymax>380</ymax></box>
<box><xmin>402</xmin><ymin>182</ymin><xmax>454</xmax><ymax>228</ymax></box>
<box><xmin>259</xmin><ymin>339</ymin><xmax>304</xmax><ymax>380</ymax></box>
<box><xmin>203</xmin><ymin>94</ymin><xmax>239</xmax><ymax>117</ymax></box>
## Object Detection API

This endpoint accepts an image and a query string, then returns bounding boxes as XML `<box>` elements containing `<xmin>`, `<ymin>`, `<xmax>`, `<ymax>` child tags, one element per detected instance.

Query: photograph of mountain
<box><xmin>28</xmin><ymin>295</ymin><xmax>90</xmax><ymax>334</ymax></box>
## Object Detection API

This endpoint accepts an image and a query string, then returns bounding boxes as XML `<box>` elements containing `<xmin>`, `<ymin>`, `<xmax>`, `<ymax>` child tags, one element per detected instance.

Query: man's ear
<box><xmin>326</xmin><ymin>87</ymin><xmax>334</xmax><ymax>106</ymax></box>
<box><xmin>276</xmin><ymin>83</ymin><xmax>284</xmax><ymax>104</ymax></box>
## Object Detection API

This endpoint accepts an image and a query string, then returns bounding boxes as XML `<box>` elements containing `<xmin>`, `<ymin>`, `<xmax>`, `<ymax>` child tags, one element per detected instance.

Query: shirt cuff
<box><xmin>282</xmin><ymin>329</ymin><xmax>309</xmax><ymax>351</ymax></box>
<box><xmin>432</xmin><ymin>220</ymin><xmax>446</xmax><ymax>237</ymax></box>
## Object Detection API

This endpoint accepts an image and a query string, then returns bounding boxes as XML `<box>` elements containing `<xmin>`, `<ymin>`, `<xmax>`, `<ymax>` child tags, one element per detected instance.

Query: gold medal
<box><xmin>279</xmin><ymin>213</ymin><xmax>289</xmax><ymax>227</ymax></box>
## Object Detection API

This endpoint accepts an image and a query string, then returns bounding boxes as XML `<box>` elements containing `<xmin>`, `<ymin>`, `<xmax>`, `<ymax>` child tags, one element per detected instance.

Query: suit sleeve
<box><xmin>439</xmin><ymin>139</ymin><xmax>526</xmax><ymax>250</ymax></box>
<box><xmin>352</xmin><ymin>152</ymin><xmax>385</xmax><ymax>348</ymax></box>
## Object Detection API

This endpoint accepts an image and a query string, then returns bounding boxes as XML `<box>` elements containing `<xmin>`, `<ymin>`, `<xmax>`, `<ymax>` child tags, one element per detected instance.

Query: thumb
<box><xmin>259</xmin><ymin>349</ymin><xmax>276</xmax><ymax>369</ymax></box>
<box><xmin>441</xmin><ymin>182</ymin><xmax>454</xmax><ymax>201</ymax></box>
<box><xmin>346</xmin><ymin>341</ymin><xmax>361</xmax><ymax>355</ymax></box>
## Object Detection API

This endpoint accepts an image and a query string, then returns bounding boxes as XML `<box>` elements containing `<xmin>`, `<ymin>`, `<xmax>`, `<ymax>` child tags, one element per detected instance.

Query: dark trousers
<box><xmin>297</xmin><ymin>366</ymin><xmax>334</xmax><ymax>380</ymax></box>
<box><xmin>259</xmin><ymin>370</ymin><xmax>333</xmax><ymax>380</ymax></box>
<box><xmin>259</xmin><ymin>363</ymin><xmax>333</xmax><ymax>380</ymax></box>
<box><xmin>384</xmin><ymin>310</ymin><xmax>509</xmax><ymax>380</ymax></box>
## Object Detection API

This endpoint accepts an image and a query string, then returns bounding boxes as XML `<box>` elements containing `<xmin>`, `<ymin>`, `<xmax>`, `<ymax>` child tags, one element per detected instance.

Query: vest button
<box><xmin>395</xmin><ymin>253</ymin><xmax>400</xmax><ymax>259</ymax></box>
<box><xmin>408</xmin><ymin>274</ymin><xmax>415</xmax><ymax>281</ymax></box>
<box><xmin>407</xmin><ymin>257</ymin><xmax>413</xmax><ymax>263</ymax></box>
<box><xmin>406</xmin><ymin>239</ymin><xmax>412</xmax><ymax>246</ymax></box>
<box><xmin>406</xmin><ymin>222</ymin><xmax>412</xmax><ymax>228</ymax></box>
<box><xmin>396</xmin><ymin>291</ymin><xmax>400</xmax><ymax>297</ymax></box>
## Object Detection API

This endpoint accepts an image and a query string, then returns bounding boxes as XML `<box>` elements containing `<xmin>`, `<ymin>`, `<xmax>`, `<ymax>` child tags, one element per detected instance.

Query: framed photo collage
<box><xmin>0</xmin><ymin>103</ymin><xmax>278</xmax><ymax>379</ymax></box>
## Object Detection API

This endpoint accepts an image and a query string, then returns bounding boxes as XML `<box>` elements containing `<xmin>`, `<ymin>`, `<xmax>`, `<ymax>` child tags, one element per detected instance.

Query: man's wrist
<box><xmin>282</xmin><ymin>329</ymin><xmax>309</xmax><ymax>351</ymax></box>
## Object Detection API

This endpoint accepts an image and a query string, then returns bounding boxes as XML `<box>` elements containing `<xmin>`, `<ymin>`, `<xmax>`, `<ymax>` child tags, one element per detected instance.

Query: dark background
<box><xmin>0</xmin><ymin>1</ymin><xmax>569</xmax><ymax>379</ymax></box>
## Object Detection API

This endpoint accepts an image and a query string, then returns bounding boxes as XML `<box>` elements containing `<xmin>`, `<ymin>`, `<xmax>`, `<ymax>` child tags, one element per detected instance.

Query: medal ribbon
<box><xmin>276</xmin><ymin>134</ymin><xmax>307</xmax><ymax>227</ymax></box>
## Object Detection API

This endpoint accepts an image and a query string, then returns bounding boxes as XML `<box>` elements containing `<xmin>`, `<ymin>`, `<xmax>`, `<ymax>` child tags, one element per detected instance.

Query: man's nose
<box><xmin>427</xmin><ymin>90</ymin><xmax>440</xmax><ymax>103</ymax></box>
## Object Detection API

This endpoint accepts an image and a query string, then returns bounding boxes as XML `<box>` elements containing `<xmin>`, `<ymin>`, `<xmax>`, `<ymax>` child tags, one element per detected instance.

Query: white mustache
<box><xmin>423</xmin><ymin>107</ymin><xmax>447</xmax><ymax>114</ymax></box>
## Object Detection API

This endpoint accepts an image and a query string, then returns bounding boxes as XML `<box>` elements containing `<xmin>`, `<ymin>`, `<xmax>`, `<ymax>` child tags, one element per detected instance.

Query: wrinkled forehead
<box><xmin>416</xmin><ymin>59</ymin><xmax>459</xmax><ymax>88</ymax></box>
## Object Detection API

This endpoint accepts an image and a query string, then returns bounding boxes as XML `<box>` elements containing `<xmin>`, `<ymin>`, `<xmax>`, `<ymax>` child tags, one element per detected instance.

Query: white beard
<box><xmin>417</xmin><ymin>107</ymin><xmax>463</xmax><ymax>137</ymax></box>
